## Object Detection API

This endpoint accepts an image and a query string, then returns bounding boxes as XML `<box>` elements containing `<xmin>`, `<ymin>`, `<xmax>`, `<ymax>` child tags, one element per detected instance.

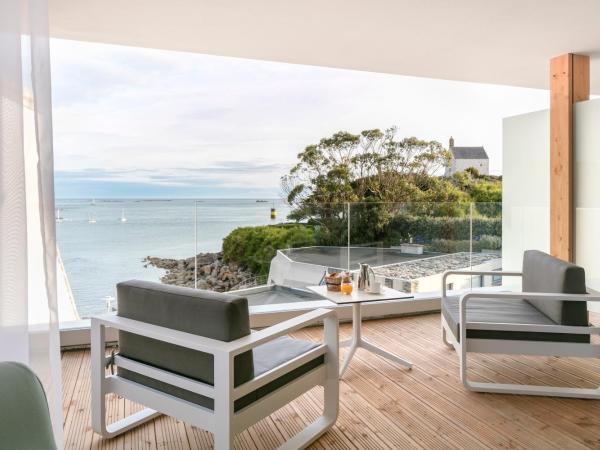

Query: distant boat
<box><xmin>91</xmin><ymin>198</ymin><xmax>96</xmax><ymax>206</ymax></box>
<box><xmin>56</xmin><ymin>208</ymin><xmax>63</xmax><ymax>222</ymax></box>
<box><xmin>88</xmin><ymin>213</ymin><xmax>96</xmax><ymax>224</ymax></box>
<box><xmin>256</xmin><ymin>200</ymin><xmax>268</xmax><ymax>203</ymax></box>
<box><xmin>120</xmin><ymin>209</ymin><xmax>127</xmax><ymax>223</ymax></box>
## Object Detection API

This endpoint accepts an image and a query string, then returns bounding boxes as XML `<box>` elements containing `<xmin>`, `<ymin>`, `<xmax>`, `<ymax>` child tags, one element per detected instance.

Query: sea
<box><xmin>55</xmin><ymin>199</ymin><xmax>291</xmax><ymax>318</ymax></box>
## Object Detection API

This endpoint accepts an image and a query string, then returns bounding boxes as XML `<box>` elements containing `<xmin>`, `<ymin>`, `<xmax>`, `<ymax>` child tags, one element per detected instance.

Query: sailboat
<box><xmin>120</xmin><ymin>209</ymin><xmax>127</xmax><ymax>223</ymax></box>
<box><xmin>56</xmin><ymin>208</ymin><xmax>63</xmax><ymax>222</ymax></box>
<box><xmin>88</xmin><ymin>213</ymin><xmax>96</xmax><ymax>224</ymax></box>
<box><xmin>91</xmin><ymin>198</ymin><xmax>96</xmax><ymax>206</ymax></box>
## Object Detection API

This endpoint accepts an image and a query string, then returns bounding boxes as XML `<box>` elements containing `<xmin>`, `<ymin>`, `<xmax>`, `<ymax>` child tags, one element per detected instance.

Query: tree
<box><xmin>281</xmin><ymin>127</ymin><xmax>467</xmax><ymax>245</ymax></box>
<box><xmin>282</xmin><ymin>127</ymin><xmax>457</xmax><ymax>211</ymax></box>
<box><xmin>450</xmin><ymin>168</ymin><xmax>502</xmax><ymax>217</ymax></box>
<box><xmin>280</xmin><ymin>127</ymin><xmax>502</xmax><ymax>247</ymax></box>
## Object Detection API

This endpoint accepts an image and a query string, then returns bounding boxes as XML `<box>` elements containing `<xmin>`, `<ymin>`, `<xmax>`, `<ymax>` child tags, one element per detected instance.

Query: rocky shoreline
<box><xmin>143</xmin><ymin>252</ymin><xmax>261</xmax><ymax>292</ymax></box>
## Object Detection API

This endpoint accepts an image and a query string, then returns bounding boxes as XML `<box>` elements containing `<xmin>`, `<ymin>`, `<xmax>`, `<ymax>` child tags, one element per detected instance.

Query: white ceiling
<box><xmin>48</xmin><ymin>0</ymin><xmax>600</xmax><ymax>92</ymax></box>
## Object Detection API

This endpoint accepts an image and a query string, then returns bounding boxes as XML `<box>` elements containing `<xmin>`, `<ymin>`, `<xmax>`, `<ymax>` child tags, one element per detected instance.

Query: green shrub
<box><xmin>425</xmin><ymin>235</ymin><xmax>502</xmax><ymax>253</ymax></box>
<box><xmin>385</xmin><ymin>214</ymin><xmax>501</xmax><ymax>244</ymax></box>
<box><xmin>222</xmin><ymin>224</ymin><xmax>316</xmax><ymax>276</ymax></box>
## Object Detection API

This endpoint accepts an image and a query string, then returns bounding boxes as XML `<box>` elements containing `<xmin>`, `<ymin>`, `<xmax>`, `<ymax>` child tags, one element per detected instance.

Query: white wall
<box><xmin>502</xmin><ymin>109</ymin><xmax>550</xmax><ymax>272</ymax></box>
<box><xmin>575</xmin><ymin>99</ymin><xmax>600</xmax><ymax>285</ymax></box>
<box><xmin>502</xmin><ymin>98</ymin><xmax>600</xmax><ymax>291</ymax></box>
<box><xmin>451</xmin><ymin>158</ymin><xmax>489</xmax><ymax>175</ymax></box>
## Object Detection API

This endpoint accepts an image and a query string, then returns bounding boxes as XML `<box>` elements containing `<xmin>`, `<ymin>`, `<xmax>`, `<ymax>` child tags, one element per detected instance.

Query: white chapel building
<box><xmin>444</xmin><ymin>137</ymin><xmax>489</xmax><ymax>176</ymax></box>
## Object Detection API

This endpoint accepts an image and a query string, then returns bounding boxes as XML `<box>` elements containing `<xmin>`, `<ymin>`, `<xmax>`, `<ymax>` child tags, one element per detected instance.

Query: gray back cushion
<box><xmin>522</xmin><ymin>250</ymin><xmax>588</xmax><ymax>326</ymax></box>
<box><xmin>117</xmin><ymin>280</ymin><xmax>253</xmax><ymax>389</ymax></box>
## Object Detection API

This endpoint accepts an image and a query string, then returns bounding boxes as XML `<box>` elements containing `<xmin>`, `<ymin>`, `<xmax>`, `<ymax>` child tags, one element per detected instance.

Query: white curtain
<box><xmin>0</xmin><ymin>0</ymin><xmax>63</xmax><ymax>446</ymax></box>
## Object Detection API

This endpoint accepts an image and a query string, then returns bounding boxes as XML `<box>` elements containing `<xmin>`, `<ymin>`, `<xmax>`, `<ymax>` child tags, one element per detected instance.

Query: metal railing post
<box><xmin>194</xmin><ymin>201</ymin><xmax>198</xmax><ymax>289</ymax></box>
<box><xmin>347</xmin><ymin>202</ymin><xmax>351</xmax><ymax>271</ymax></box>
<box><xmin>469</xmin><ymin>202</ymin><xmax>473</xmax><ymax>289</ymax></box>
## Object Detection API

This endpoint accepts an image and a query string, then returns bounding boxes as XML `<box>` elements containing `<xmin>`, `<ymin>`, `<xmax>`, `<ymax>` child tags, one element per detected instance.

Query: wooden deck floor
<box><xmin>63</xmin><ymin>312</ymin><xmax>600</xmax><ymax>449</ymax></box>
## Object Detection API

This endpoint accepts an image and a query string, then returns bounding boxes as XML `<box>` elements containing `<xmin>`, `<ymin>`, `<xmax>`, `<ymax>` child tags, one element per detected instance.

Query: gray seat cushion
<box><xmin>119</xmin><ymin>335</ymin><xmax>323</xmax><ymax>412</ymax></box>
<box><xmin>522</xmin><ymin>250</ymin><xmax>588</xmax><ymax>327</ymax></box>
<box><xmin>115</xmin><ymin>280</ymin><xmax>324</xmax><ymax>412</ymax></box>
<box><xmin>442</xmin><ymin>295</ymin><xmax>589</xmax><ymax>343</ymax></box>
<box><xmin>235</xmin><ymin>335</ymin><xmax>323</xmax><ymax>411</ymax></box>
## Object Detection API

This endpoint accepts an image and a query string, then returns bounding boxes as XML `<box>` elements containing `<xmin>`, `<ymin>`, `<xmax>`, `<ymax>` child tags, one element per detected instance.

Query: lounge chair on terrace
<box><xmin>441</xmin><ymin>250</ymin><xmax>600</xmax><ymax>398</ymax></box>
<box><xmin>91</xmin><ymin>280</ymin><xmax>338</xmax><ymax>449</ymax></box>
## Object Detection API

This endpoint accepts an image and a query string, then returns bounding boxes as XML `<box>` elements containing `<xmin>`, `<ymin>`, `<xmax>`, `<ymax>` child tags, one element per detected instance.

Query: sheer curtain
<box><xmin>0</xmin><ymin>0</ymin><xmax>62</xmax><ymax>445</ymax></box>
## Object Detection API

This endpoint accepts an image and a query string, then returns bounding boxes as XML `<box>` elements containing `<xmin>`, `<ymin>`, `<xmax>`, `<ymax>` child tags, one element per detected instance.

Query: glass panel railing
<box><xmin>350</xmin><ymin>202</ymin><xmax>480</xmax><ymax>294</ymax></box>
<box><xmin>57</xmin><ymin>199</ymin><xmax>505</xmax><ymax>319</ymax></box>
<box><xmin>56</xmin><ymin>199</ymin><xmax>196</xmax><ymax>319</ymax></box>
<box><xmin>470</xmin><ymin>202</ymin><xmax>503</xmax><ymax>288</ymax></box>
<box><xmin>194</xmin><ymin>200</ymin><xmax>506</xmax><ymax>302</ymax></box>
<box><xmin>260</xmin><ymin>202</ymin><xmax>348</xmax><ymax>305</ymax></box>
<box><xmin>282</xmin><ymin>202</ymin><xmax>349</xmax><ymax>273</ymax></box>
<box><xmin>194</xmin><ymin>199</ymin><xmax>332</xmax><ymax>307</ymax></box>
<box><xmin>192</xmin><ymin>198</ymin><xmax>294</xmax><ymax>291</ymax></box>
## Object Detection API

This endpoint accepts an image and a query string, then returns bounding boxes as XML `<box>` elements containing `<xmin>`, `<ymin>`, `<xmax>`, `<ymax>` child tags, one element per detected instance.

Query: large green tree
<box><xmin>281</xmin><ymin>128</ymin><xmax>472</xmax><ymax>244</ymax></box>
<box><xmin>280</xmin><ymin>128</ymin><xmax>502</xmax><ymax>246</ymax></box>
<box><xmin>282</xmin><ymin>128</ymin><xmax>463</xmax><ymax>210</ymax></box>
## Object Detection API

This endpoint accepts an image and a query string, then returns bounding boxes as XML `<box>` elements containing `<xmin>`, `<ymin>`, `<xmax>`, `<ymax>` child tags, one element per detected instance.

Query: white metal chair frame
<box><xmin>441</xmin><ymin>270</ymin><xmax>600</xmax><ymax>398</ymax></box>
<box><xmin>91</xmin><ymin>308</ymin><xmax>339</xmax><ymax>450</ymax></box>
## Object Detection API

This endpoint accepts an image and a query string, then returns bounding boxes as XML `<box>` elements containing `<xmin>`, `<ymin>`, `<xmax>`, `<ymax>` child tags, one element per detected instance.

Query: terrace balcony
<box><xmin>57</xmin><ymin>201</ymin><xmax>503</xmax><ymax>341</ymax></box>
<box><xmin>63</xmin><ymin>312</ymin><xmax>600</xmax><ymax>449</ymax></box>
<box><xmin>3</xmin><ymin>1</ymin><xmax>600</xmax><ymax>449</ymax></box>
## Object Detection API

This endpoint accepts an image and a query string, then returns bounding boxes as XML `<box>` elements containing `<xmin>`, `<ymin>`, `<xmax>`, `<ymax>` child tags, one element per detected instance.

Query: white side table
<box><xmin>307</xmin><ymin>285</ymin><xmax>414</xmax><ymax>377</ymax></box>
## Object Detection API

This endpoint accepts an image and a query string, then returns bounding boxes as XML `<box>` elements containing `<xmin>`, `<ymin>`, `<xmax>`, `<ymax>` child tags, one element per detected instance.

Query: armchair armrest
<box><xmin>225</xmin><ymin>308</ymin><xmax>336</xmax><ymax>357</ymax></box>
<box><xmin>91</xmin><ymin>313</ymin><xmax>232</xmax><ymax>355</ymax></box>
<box><xmin>227</xmin><ymin>308</ymin><xmax>338</xmax><ymax>401</ymax></box>
<box><xmin>460</xmin><ymin>291</ymin><xmax>600</xmax><ymax>304</ymax></box>
<box><xmin>442</xmin><ymin>270</ymin><xmax>522</xmax><ymax>298</ymax></box>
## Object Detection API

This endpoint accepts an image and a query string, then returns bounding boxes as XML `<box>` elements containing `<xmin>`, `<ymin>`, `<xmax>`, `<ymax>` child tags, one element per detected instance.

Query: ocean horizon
<box><xmin>56</xmin><ymin>198</ymin><xmax>291</xmax><ymax>318</ymax></box>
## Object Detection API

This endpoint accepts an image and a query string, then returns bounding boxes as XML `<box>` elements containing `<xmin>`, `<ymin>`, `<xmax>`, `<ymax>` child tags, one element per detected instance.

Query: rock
<box><xmin>144</xmin><ymin>252</ymin><xmax>259</xmax><ymax>293</ymax></box>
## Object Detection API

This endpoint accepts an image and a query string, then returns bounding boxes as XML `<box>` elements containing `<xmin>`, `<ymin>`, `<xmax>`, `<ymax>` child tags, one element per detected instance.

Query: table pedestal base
<box><xmin>339</xmin><ymin>302</ymin><xmax>412</xmax><ymax>377</ymax></box>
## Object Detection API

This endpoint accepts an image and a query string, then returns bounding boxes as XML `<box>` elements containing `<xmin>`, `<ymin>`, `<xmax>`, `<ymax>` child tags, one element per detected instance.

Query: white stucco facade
<box><xmin>446</xmin><ymin>157</ymin><xmax>490</xmax><ymax>176</ymax></box>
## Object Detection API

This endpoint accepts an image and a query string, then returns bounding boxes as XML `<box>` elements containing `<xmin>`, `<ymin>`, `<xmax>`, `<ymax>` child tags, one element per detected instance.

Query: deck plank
<box><xmin>375</xmin><ymin>314</ymin><xmax>599</xmax><ymax>449</ymax></box>
<box><xmin>64</xmin><ymin>313</ymin><xmax>600</xmax><ymax>449</ymax></box>
<box><xmin>62</xmin><ymin>349</ymin><xmax>84</xmax><ymax>427</ymax></box>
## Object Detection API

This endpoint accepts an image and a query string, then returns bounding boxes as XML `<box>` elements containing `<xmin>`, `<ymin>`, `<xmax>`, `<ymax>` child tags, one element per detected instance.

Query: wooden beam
<box><xmin>549</xmin><ymin>53</ymin><xmax>589</xmax><ymax>262</ymax></box>
<box><xmin>572</xmin><ymin>54</ymin><xmax>590</xmax><ymax>102</ymax></box>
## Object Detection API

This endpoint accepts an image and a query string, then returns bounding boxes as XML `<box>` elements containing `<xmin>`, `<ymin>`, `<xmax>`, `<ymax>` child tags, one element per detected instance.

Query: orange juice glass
<box><xmin>341</xmin><ymin>279</ymin><xmax>353</xmax><ymax>295</ymax></box>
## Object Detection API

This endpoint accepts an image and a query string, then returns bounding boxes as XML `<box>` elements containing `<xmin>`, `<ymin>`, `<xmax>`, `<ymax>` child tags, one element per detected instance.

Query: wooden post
<box><xmin>549</xmin><ymin>53</ymin><xmax>589</xmax><ymax>262</ymax></box>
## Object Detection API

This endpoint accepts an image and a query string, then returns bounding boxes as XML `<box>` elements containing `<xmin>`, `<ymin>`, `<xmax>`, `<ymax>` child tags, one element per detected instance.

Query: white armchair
<box><xmin>91</xmin><ymin>280</ymin><xmax>339</xmax><ymax>449</ymax></box>
<box><xmin>441</xmin><ymin>250</ymin><xmax>600</xmax><ymax>398</ymax></box>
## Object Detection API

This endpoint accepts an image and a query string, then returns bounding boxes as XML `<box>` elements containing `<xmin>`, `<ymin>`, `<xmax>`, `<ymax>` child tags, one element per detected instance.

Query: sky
<box><xmin>50</xmin><ymin>39</ymin><xmax>550</xmax><ymax>199</ymax></box>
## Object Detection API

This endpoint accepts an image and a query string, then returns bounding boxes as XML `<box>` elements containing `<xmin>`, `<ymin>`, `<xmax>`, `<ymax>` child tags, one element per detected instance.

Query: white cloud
<box><xmin>50</xmin><ymin>38</ymin><xmax>550</xmax><ymax>196</ymax></box>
